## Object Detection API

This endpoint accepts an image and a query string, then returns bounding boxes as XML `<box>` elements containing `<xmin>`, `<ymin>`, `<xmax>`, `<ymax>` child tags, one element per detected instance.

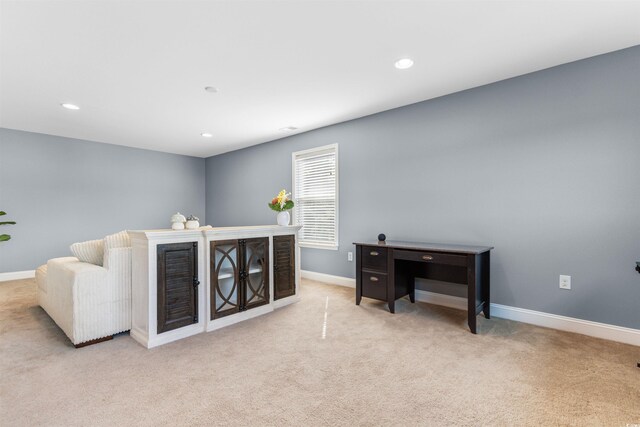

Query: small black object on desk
<box><xmin>378</xmin><ymin>233</ymin><xmax>386</xmax><ymax>243</ymax></box>
<box><xmin>636</xmin><ymin>262</ymin><xmax>640</xmax><ymax>274</ymax></box>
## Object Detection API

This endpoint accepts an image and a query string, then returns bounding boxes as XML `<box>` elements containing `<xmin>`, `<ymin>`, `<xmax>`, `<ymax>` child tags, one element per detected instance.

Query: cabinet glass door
<box><xmin>243</xmin><ymin>238</ymin><xmax>269</xmax><ymax>311</ymax></box>
<box><xmin>211</xmin><ymin>240</ymin><xmax>240</xmax><ymax>319</ymax></box>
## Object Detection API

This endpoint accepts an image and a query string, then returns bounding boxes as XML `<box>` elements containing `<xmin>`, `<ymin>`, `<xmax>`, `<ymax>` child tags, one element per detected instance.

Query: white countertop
<box><xmin>128</xmin><ymin>225</ymin><xmax>302</xmax><ymax>239</ymax></box>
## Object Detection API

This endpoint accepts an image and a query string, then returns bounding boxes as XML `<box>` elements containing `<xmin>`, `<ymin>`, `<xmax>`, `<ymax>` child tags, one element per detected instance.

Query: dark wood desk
<box><xmin>353</xmin><ymin>240</ymin><xmax>494</xmax><ymax>334</ymax></box>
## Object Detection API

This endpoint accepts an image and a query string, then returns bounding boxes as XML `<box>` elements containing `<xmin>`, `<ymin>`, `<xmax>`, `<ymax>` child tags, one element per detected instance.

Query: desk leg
<box><xmin>355</xmin><ymin>245</ymin><xmax>362</xmax><ymax>305</ymax></box>
<box><xmin>388</xmin><ymin>249</ymin><xmax>395</xmax><ymax>313</ymax></box>
<box><xmin>467</xmin><ymin>254</ymin><xmax>477</xmax><ymax>334</ymax></box>
<box><xmin>409</xmin><ymin>268</ymin><xmax>416</xmax><ymax>303</ymax></box>
<box><xmin>482</xmin><ymin>251</ymin><xmax>490</xmax><ymax>319</ymax></box>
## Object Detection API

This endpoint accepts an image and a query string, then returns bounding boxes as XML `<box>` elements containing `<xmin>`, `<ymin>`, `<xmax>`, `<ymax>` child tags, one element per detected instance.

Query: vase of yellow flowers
<box><xmin>268</xmin><ymin>189</ymin><xmax>294</xmax><ymax>226</ymax></box>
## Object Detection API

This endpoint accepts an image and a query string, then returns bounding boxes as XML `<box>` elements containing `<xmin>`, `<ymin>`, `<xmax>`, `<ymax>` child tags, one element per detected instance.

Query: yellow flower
<box><xmin>276</xmin><ymin>189</ymin><xmax>291</xmax><ymax>209</ymax></box>
<box><xmin>276</xmin><ymin>189</ymin><xmax>288</xmax><ymax>204</ymax></box>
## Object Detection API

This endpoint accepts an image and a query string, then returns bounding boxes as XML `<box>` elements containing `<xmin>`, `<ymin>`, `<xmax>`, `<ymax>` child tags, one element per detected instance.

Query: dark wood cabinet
<box><xmin>273</xmin><ymin>235</ymin><xmax>296</xmax><ymax>300</ymax></box>
<box><xmin>211</xmin><ymin>238</ymin><xmax>269</xmax><ymax>319</ymax></box>
<box><xmin>157</xmin><ymin>242</ymin><xmax>199</xmax><ymax>334</ymax></box>
<box><xmin>357</xmin><ymin>245</ymin><xmax>390</xmax><ymax>304</ymax></box>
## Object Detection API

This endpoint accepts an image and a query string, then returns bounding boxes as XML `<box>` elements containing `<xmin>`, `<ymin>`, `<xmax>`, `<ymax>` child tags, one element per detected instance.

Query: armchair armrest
<box><xmin>44</xmin><ymin>258</ymin><xmax>109</xmax><ymax>343</ymax></box>
<box><xmin>47</xmin><ymin>257</ymin><xmax>108</xmax><ymax>285</ymax></box>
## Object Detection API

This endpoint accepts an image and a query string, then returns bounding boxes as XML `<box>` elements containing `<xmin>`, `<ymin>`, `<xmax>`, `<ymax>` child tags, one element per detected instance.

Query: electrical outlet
<box><xmin>559</xmin><ymin>275</ymin><xmax>571</xmax><ymax>290</ymax></box>
<box><xmin>347</xmin><ymin>252</ymin><xmax>353</xmax><ymax>262</ymax></box>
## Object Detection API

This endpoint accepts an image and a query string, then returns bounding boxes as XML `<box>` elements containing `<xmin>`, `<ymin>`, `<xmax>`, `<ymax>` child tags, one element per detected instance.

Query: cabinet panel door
<box><xmin>157</xmin><ymin>242</ymin><xmax>198</xmax><ymax>334</ymax></box>
<box><xmin>273</xmin><ymin>235</ymin><xmax>295</xmax><ymax>300</ymax></box>
<box><xmin>211</xmin><ymin>239</ymin><xmax>241</xmax><ymax>319</ymax></box>
<box><xmin>243</xmin><ymin>237</ymin><xmax>269</xmax><ymax>311</ymax></box>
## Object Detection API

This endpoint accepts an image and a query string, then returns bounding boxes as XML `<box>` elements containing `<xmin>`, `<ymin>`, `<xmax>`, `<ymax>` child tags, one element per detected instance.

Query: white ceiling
<box><xmin>1</xmin><ymin>1</ymin><xmax>639</xmax><ymax>158</ymax></box>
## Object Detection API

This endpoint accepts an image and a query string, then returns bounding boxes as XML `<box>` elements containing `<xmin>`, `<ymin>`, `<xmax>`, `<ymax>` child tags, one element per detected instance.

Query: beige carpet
<box><xmin>1</xmin><ymin>278</ymin><xmax>639</xmax><ymax>426</ymax></box>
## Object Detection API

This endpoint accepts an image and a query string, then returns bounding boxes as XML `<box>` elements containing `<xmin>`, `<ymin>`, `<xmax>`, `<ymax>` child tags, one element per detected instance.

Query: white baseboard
<box><xmin>490</xmin><ymin>303</ymin><xmax>640</xmax><ymax>347</ymax></box>
<box><xmin>301</xmin><ymin>270</ymin><xmax>356</xmax><ymax>288</ymax></box>
<box><xmin>301</xmin><ymin>270</ymin><xmax>640</xmax><ymax>347</ymax></box>
<box><xmin>415</xmin><ymin>289</ymin><xmax>467</xmax><ymax>311</ymax></box>
<box><xmin>0</xmin><ymin>270</ymin><xmax>36</xmax><ymax>282</ymax></box>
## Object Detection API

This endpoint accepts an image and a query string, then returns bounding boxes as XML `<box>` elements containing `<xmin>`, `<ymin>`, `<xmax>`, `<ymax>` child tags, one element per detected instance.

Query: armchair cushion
<box><xmin>103</xmin><ymin>230</ymin><xmax>130</xmax><ymax>268</ymax></box>
<box><xmin>104</xmin><ymin>230</ymin><xmax>130</xmax><ymax>250</ymax></box>
<box><xmin>70</xmin><ymin>239</ymin><xmax>104</xmax><ymax>266</ymax></box>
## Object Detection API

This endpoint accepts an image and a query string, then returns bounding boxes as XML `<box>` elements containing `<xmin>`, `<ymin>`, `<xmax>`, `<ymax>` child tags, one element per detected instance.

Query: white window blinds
<box><xmin>292</xmin><ymin>144</ymin><xmax>338</xmax><ymax>249</ymax></box>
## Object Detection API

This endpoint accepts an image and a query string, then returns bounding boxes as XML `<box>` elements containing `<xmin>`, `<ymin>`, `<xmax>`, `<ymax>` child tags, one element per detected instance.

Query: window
<box><xmin>292</xmin><ymin>144</ymin><xmax>338</xmax><ymax>250</ymax></box>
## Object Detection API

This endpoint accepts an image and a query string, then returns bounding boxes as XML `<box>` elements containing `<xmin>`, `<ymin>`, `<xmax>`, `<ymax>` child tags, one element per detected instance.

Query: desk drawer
<box><xmin>361</xmin><ymin>272</ymin><xmax>387</xmax><ymax>301</ymax></box>
<box><xmin>394</xmin><ymin>249</ymin><xmax>467</xmax><ymax>266</ymax></box>
<box><xmin>361</xmin><ymin>246</ymin><xmax>388</xmax><ymax>271</ymax></box>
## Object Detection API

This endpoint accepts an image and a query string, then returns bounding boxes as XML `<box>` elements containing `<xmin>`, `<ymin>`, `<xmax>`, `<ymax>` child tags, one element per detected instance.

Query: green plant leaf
<box><xmin>0</xmin><ymin>234</ymin><xmax>10</xmax><ymax>242</ymax></box>
<box><xmin>268</xmin><ymin>200</ymin><xmax>294</xmax><ymax>212</ymax></box>
<box><xmin>0</xmin><ymin>221</ymin><xmax>16</xmax><ymax>225</ymax></box>
<box><xmin>0</xmin><ymin>211</ymin><xmax>6</xmax><ymax>216</ymax></box>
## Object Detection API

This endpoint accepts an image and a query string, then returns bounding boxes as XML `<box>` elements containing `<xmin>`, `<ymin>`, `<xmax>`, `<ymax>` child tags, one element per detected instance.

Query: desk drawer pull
<box><xmin>370</xmin><ymin>276</ymin><xmax>379</xmax><ymax>282</ymax></box>
<box><xmin>370</xmin><ymin>251</ymin><xmax>379</xmax><ymax>256</ymax></box>
<box><xmin>422</xmin><ymin>255</ymin><xmax>433</xmax><ymax>261</ymax></box>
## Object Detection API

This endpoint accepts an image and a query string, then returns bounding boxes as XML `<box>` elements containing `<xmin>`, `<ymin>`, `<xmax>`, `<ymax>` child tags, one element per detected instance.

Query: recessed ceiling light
<box><xmin>201</xmin><ymin>133</ymin><xmax>213</xmax><ymax>138</ymax></box>
<box><xmin>279</xmin><ymin>126</ymin><xmax>298</xmax><ymax>132</ymax></box>
<box><xmin>61</xmin><ymin>103</ymin><xmax>80</xmax><ymax>110</ymax></box>
<box><xmin>394</xmin><ymin>58</ymin><xmax>414</xmax><ymax>70</ymax></box>
<box><xmin>204</xmin><ymin>86</ymin><xmax>218</xmax><ymax>93</ymax></box>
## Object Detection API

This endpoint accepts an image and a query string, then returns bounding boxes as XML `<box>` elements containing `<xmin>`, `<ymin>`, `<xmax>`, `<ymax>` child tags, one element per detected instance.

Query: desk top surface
<box><xmin>353</xmin><ymin>240</ymin><xmax>493</xmax><ymax>255</ymax></box>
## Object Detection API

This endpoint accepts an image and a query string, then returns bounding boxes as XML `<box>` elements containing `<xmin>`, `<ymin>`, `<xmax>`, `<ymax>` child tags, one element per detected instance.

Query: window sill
<box><xmin>299</xmin><ymin>242</ymin><xmax>339</xmax><ymax>251</ymax></box>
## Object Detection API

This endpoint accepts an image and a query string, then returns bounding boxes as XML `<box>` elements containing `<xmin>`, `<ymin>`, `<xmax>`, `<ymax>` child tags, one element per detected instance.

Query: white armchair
<box><xmin>36</xmin><ymin>231</ymin><xmax>131</xmax><ymax>347</ymax></box>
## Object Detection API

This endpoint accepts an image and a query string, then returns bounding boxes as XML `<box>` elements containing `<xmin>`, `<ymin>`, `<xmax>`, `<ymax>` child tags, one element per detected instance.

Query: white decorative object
<box><xmin>268</xmin><ymin>189</ymin><xmax>294</xmax><ymax>226</ymax></box>
<box><xmin>185</xmin><ymin>215</ymin><xmax>200</xmax><ymax>229</ymax></box>
<box><xmin>276</xmin><ymin>211</ymin><xmax>290</xmax><ymax>226</ymax></box>
<box><xmin>170</xmin><ymin>212</ymin><xmax>186</xmax><ymax>230</ymax></box>
<box><xmin>35</xmin><ymin>231</ymin><xmax>132</xmax><ymax>346</ymax></box>
<box><xmin>129</xmin><ymin>225</ymin><xmax>302</xmax><ymax>348</ymax></box>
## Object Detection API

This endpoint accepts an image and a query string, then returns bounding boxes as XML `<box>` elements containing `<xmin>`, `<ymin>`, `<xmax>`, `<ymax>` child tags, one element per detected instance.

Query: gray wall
<box><xmin>0</xmin><ymin>128</ymin><xmax>205</xmax><ymax>272</ymax></box>
<box><xmin>206</xmin><ymin>46</ymin><xmax>640</xmax><ymax>329</ymax></box>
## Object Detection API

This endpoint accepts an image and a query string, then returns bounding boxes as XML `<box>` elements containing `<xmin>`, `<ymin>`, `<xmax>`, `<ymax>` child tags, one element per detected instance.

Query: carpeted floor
<box><xmin>1</xmin><ymin>278</ymin><xmax>639</xmax><ymax>426</ymax></box>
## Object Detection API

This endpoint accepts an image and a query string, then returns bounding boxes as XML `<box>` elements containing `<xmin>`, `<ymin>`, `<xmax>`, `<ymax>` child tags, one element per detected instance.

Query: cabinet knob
<box><xmin>370</xmin><ymin>276</ymin><xmax>379</xmax><ymax>282</ymax></box>
<box><xmin>370</xmin><ymin>251</ymin><xmax>379</xmax><ymax>256</ymax></box>
<box><xmin>422</xmin><ymin>255</ymin><xmax>433</xmax><ymax>261</ymax></box>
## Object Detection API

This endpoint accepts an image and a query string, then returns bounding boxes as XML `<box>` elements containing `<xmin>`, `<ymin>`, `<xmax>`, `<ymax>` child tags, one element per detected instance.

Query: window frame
<box><xmin>291</xmin><ymin>143</ymin><xmax>339</xmax><ymax>251</ymax></box>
